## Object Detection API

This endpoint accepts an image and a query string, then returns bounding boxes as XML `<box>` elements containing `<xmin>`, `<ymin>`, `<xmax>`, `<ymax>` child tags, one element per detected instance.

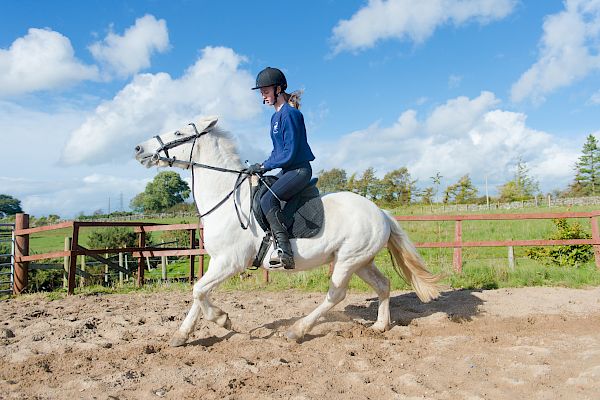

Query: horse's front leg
<box><xmin>170</xmin><ymin>256</ymin><xmax>242</xmax><ymax>347</ymax></box>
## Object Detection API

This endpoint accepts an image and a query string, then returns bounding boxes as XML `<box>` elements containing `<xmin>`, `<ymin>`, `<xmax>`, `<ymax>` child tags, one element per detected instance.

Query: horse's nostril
<box><xmin>135</xmin><ymin>145</ymin><xmax>142</xmax><ymax>154</ymax></box>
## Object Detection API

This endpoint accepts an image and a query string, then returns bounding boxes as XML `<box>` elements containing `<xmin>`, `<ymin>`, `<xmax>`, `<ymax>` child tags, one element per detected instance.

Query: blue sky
<box><xmin>1</xmin><ymin>0</ymin><xmax>599</xmax><ymax>217</ymax></box>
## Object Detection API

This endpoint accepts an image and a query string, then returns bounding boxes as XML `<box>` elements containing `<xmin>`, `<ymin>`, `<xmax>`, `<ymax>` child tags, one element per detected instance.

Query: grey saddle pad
<box><xmin>252</xmin><ymin>176</ymin><xmax>324</xmax><ymax>239</ymax></box>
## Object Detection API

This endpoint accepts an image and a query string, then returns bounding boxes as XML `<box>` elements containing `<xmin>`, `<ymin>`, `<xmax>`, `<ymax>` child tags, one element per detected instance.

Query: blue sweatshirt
<box><xmin>263</xmin><ymin>102</ymin><xmax>315</xmax><ymax>171</ymax></box>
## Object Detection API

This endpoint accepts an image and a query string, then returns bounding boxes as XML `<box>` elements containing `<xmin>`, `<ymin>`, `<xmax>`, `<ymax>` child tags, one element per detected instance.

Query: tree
<box><xmin>0</xmin><ymin>194</ymin><xmax>23</xmax><ymax>217</ymax></box>
<box><xmin>317</xmin><ymin>168</ymin><xmax>347</xmax><ymax>193</ymax></box>
<box><xmin>443</xmin><ymin>174</ymin><xmax>478</xmax><ymax>204</ymax></box>
<box><xmin>130</xmin><ymin>171</ymin><xmax>190</xmax><ymax>213</ymax></box>
<box><xmin>420</xmin><ymin>187</ymin><xmax>434</xmax><ymax>205</ymax></box>
<box><xmin>498</xmin><ymin>159</ymin><xmax>539</xmax><ymax>202</ymax></box>
<box><xmin>87</xmin><ymin>227</ymin><xmax>140</xmax><ymax>249</ymax></box>
<box><xmin>346</xmin><ymin>173</ymin><xmax>357</xmax><ymax>194</ymax></box>
<box><xmin>526</xmin><ymin>218</ymin><xmax>593</xmax><ymax>267</ymax></box>
<box><xmin>380</xmin><ymin>167</ymin><xmax>417</xmax><ymax>205</ymax></box>
<box><xmin>569</xmin><ymin>134</ymin><xmax>599</xmax><ymax>196</ymax></box>
<box><xmin>355</xmin><ymin>167</ymin><xmax>382</xmax><ymax>200</ymax></box>
<box><xmin>430</xmin><ymin>172</ymin><xmax>443</xmax><ymax>203</ymax></box>
<box><xmin>33</xmin><ymin>214</ymin><xmax>60</xmax><ymax>227</ymax></box>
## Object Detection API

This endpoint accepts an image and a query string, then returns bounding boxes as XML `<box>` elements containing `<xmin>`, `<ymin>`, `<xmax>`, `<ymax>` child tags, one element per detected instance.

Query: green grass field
<box><xmin>19</xmin><ymin>203</ymin><xmax>600</xmax><ymax>296</ymax></box>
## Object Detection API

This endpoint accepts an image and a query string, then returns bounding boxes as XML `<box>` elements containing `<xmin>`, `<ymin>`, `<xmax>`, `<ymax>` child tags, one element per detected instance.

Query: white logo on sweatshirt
<box><xmin>273</xmin><ymin>121</ymin><xmax>279</xmax><ymax>134</ymax></box>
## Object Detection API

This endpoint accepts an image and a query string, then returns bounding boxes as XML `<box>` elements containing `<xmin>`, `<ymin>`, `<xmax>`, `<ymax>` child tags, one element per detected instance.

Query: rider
<box><xmin>247</xmin><ymin>67</ymin><xmax>315</xmax><ymax>269</ymax></box>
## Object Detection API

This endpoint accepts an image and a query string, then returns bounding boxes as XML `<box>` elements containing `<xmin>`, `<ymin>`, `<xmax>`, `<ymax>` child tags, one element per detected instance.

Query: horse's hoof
<box><xmin>371</xmin><ymin>322</ymin><xmax>390</xmax><ymax>333</ymax></box>
<box><xmin>216</xmin><ymin>314</ymin><xmax>232</xmax><ymax>330</ymax></box>
<box><xmin>285</xmin><ymin>329</ymin><xmax>302</xmax><ymax>343</ymax></box>
<box><xmin>169</xmin><ymin>333</ymin><xmax>188</xmax><ymax>347</ymax></box>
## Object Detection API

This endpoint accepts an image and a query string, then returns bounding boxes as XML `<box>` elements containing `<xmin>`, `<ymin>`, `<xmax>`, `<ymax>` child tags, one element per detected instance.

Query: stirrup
<box><xmin>267</xmin><ymin>247</ymin><xmax>294</xmax><ymax>270</ymax></box>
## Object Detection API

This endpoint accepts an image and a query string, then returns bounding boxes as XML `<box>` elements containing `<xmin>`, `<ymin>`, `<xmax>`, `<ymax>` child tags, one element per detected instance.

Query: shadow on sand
<box><xmin>186</xmin><ymin>290</ymin><xmax>485</xmax><ymax>346</ymax></box>
<box><xmin>345</xmin><ymin>289</ymin><xmax>486</xmax><ymax>326</ymax></box>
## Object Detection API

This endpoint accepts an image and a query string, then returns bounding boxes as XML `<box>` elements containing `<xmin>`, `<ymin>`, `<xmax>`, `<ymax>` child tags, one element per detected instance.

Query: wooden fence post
<box><xmin>189</xmin><ymin>228</ymin><xmax>195</xmax><ymax>284</ymax></box>
<box><xmin>591</xmin><ymin>216</ymin><xmax>600</xmax><ymax>270</ymax></box>
<box><xmin>161</xmin><ymin>256</ymin><xmax>167</xmax><ymax>281</ymax></box>
<box><xmin>508</xmin><ymin>245</ymin><xmax>515</xmax><ymax>270</ymax></box>
<box><xmin>119</xmin><ymin>252</ymin><xmax>124</xmax><ymax>286</ymax></box>
<box><xmin>13</xmin><ymin>213</ymin><xmax>29</xmax><ymax>295</ymax></box>
<box><xmin>80</xmin><ymin>255</ymin><xmax>86</xmax><ymax>288</ymax></box>
<box><xmin>453</xmin><ymin>220</ymin><xmax>463</xmax><ymax>273</ymax></box>
<box><xmin>198</xmin><ymin>226</ymin><xmax>205</xmax><ymax>280</ymax></box>
<box><xmin>104</xmin><ymin>247</ymin><xmax>109</xmax><ymax>286</ymax></box>
<box><xmin>67</xmin><ymin>224</ymin><xmax>79</xmax><ymax>295</ymax></box>
<box><xmin>137</xmin><ymin>229</ymin><xmax>145</xmax><ymax>287</ymax></box>
<box><xmin>125</xmin><ymin>254</ymin><xmax>129</xmax><ymax>281</ymax></box>
<box><xmin>63</xmin><ymin>237</ymin><xmax>71</xmax><ymax>289</ymax></box>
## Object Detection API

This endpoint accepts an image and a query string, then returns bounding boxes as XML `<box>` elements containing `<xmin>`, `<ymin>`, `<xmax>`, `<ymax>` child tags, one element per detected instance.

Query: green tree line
<box><xmin>316</xmin><ymin>133</ymin><xmax>599</xmax><ymax>206</ymax></box>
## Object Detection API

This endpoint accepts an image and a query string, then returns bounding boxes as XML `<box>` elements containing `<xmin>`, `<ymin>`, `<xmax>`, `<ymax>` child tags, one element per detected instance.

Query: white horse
<box><xmin>134</xmin><ymin>116</ymin><xmax>441</xmax><ymax>346</ymax></box>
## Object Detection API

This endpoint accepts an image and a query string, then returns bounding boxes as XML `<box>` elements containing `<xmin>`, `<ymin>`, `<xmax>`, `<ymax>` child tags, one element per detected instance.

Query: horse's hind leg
<box><xmin>286</xmin><ymin>261</ymin><xmax>357</xmax><ymax>342</ymax></box>
<box><xmin>355</xmin><ymin>261</ymin><xmax>391</xmax><ymax>332</ymax></box>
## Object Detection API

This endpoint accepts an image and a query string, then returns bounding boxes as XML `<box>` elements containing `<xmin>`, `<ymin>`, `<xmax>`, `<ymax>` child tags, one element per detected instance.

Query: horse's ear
<box><xmin>196</xmin><ymin>115</ymin><xmax>218</xmax><ymax>132</ymax></box>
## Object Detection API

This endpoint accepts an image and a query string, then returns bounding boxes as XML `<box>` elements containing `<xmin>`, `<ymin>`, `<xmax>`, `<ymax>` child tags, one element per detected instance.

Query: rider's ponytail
<box><xmin>284</xmin><ymin>90</ymin><xmax>303</xmax><ymax>109</ymax></box>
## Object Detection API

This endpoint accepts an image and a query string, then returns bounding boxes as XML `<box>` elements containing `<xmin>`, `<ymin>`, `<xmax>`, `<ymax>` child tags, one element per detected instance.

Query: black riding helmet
<box><xmin>251</xmin><ymin>67</ymin><xmax>287</xmax><ymax>91</ymax></box>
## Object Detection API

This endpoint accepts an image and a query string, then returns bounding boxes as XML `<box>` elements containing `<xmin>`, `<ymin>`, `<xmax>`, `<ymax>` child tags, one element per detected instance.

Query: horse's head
<box><xmin>134</xmin><ymin>116</ymin><xmax>219</xmax><ymax>168</ymax></box>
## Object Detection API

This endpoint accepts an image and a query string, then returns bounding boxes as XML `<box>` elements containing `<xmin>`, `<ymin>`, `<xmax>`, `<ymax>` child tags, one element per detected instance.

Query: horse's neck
<box><xmin>192</xmin><ymin>133</ymin><xmax>246</xmax><ymax>223</ymax></box>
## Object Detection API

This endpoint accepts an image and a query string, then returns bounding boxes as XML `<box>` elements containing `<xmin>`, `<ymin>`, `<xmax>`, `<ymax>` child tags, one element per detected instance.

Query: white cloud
<box><xmin>60</xmin><ymin>46</ymin><xmax>263</xmax><ymax>165</ymax></box>
<box><xmin>330</xmin><ymin>0</ymin><xmax>516</xmax><ymax>54</ymax></box>
<box><xmin>314</xmin><ymin>91</ymin><xmax>579</xmax><ymax>193</ymax></box>
<box><xmin>0</xmin><ymin>100</ymin><xmax>89</xmax><ymax>168</ymax></box>
<box><xmin>0</xmin><ymin>28</ymin><xmax>98</xmax><ymax>96</ymax></box>
<box><xmin>511</xmin><ymin>0</ymin><xmax>600</xmax><ymax>103</ymax></box>
<box><xmin>1</xmin><ymin>173</ymin><xmax>150</xmax><ymax>218</ymax></box>
<box><xmin>89</xmin><ymin>14</ymin><xmax>170</xmax><ymax>78</ymax></box>
<box><xmin>0</xmin><ymin>100</ymin><xmax>156</xmax><ymax>217</ymax></box>
<box><xmin>590</xmin><ymin>90</ymin><xmax>600</xmax><ymax>104</ymax></box>
<box><xmin>448</xmin><ymin>74</ymin><xmax>463</xmax><ymax>88</ymax></box>
<box><xmin>425</xmin><ymin>91</ymin><xmax>499</xmax><ymax>135</ymax></box>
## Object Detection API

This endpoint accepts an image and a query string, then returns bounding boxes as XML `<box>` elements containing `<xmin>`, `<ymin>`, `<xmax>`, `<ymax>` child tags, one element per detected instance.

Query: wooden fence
<box><xmin>394</xmin><ymin>211</ymin><xmax>600</xmax><ymax>272</ymax></box>
<box><xmin>13</xmin><ymin>214</ymin><xmax>206</xmax><ymax>295</ymax></box>
<box><xmin>11</xmin><ymin>210</ymin><xmax>600</xmax><ymax>295</ymax></box>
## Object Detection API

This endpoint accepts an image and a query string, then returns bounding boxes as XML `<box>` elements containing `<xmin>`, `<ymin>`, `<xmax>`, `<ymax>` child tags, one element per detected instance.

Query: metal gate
<box><xmin>0</xmin><ymin>223</ymin><xmax>15</xmax><ymax>295</ymax></box>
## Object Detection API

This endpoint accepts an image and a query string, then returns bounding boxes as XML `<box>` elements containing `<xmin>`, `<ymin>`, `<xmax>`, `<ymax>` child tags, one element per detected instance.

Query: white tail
<box><xmin>384</xmin><ymin>211</ymin><xmax>441</xmax><ymax>302</ymax></box>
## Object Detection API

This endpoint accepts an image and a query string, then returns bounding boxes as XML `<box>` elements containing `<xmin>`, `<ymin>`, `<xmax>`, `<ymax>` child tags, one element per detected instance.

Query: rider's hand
<box><xmin>245</xmin><ymin>163</ymin><xmax>265</xmax><ymax>175</ymax></box>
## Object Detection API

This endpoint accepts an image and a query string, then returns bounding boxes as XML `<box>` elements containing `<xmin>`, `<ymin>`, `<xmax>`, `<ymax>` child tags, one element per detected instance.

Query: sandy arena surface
<box><xmin>1</xmin><ymin>286</ymin><xmax>600</xmax><ymax>399</ymax></box>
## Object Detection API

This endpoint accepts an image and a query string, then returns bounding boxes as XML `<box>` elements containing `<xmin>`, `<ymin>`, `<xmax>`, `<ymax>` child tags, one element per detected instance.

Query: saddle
<box><xmin>251</xmin><ymin>176</ymin><xmax>324</xmax><ymax>268</ymax></box>
<box><xmin>252</xmin><ymin>176</ymin><xmax>324</xmax><ymax>239</ymax></box>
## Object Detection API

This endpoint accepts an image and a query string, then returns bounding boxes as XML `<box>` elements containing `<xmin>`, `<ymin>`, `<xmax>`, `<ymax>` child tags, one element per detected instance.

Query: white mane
<box><xmin>198</xmin><ymin>126</ymin><xmax>243</xmax><ymax>168</ymax></box>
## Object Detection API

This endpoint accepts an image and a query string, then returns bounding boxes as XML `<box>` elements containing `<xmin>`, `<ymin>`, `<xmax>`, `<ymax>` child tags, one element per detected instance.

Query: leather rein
<box><xmin>152</xmin><ymin>123</ymin><xmax>252</xmax><ymax>229</ymax></box>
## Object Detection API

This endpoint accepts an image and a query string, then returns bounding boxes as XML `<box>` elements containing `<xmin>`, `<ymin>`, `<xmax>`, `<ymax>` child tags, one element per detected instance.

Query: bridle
<box><xmin>151</xmin><ymin>123</ymin><xmax>252</xmax><ymax>228</ymax></box>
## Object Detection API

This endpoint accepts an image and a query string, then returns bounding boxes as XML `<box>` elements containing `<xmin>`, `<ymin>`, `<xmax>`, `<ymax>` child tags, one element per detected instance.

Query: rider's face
<box><xmin>260</xmin><ymin>86</ymin><xmax>276</xmax><ymax>105</ymax></box>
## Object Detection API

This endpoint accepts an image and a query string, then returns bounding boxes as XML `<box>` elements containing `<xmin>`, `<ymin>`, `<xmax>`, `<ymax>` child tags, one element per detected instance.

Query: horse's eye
<box><xmin>174</xmin><ymin>131</ymin><xmax>183</xmax><ymax>136</ymax></box>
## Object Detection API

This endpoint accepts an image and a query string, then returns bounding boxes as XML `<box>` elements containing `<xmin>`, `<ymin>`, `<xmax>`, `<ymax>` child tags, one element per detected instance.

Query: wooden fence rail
<box><xmin>11</xmin><ymin>210</ymin><xmax>600</xmax><ymax>295</ymax></box>
<box><xmin>394</xmin><ymin>211</ymin><xmax>600</xmax><ymax>272</ymax></box>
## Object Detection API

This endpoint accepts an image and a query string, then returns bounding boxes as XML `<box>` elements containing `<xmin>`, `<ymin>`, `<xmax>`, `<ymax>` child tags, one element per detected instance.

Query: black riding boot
<box><xmin>265</xmin><ymin>208</ymin><xmax>295</xmax><ymax>269</ymax></box>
